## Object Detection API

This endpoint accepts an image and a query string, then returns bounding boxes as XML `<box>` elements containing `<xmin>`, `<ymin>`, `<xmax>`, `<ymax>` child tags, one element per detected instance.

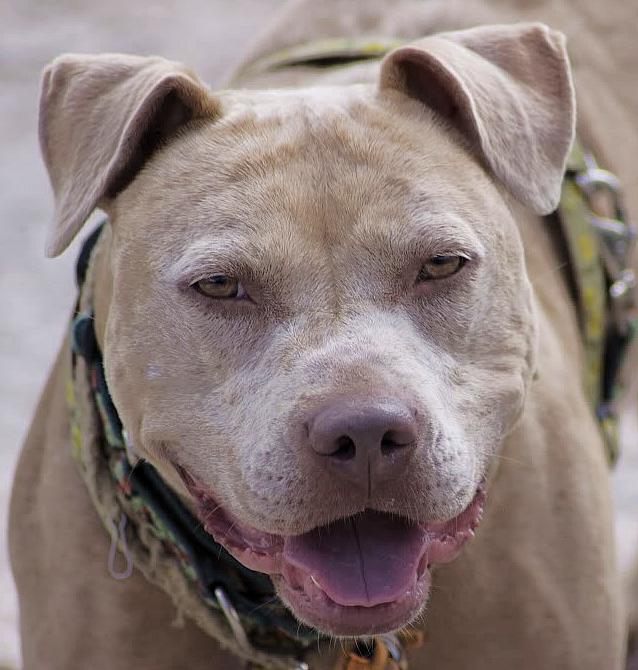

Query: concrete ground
<box><xmin>0</xmin><ymin>1</ymin><xmax>636</xmax><ymax>667</ymax></box>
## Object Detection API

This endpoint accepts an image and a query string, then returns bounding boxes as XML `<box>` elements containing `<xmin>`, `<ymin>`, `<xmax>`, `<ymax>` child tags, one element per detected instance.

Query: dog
<box><xmin>9</xmin><ymin>0</ymin><xmax>638</xmax><ymax>668</ymax></box>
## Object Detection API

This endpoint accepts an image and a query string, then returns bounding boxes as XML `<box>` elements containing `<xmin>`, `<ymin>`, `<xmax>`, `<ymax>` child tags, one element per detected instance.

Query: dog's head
<box><xmin>40</xmin><ymin>23</ymin><xmax>574</xmax><ymax>636</ymax></box>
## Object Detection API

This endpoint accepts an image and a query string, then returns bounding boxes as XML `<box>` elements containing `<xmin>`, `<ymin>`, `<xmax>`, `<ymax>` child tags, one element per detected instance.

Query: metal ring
<box><xmin>610</xmin><ymin>269</ymin><xmax>637</xmax><ymax>300</ymax></box>
<box><xmin>379</xmin><ymin>633</ymin><xmax>404</xmax><ymax>662</ymax></box>
<box><xmin>589</xmin><ymin>215</ymin><xmax>630</xmax><ymax>239</ymax></box>
<box><xmin>576</xmin><ymin>168</ymin><xmax>622</xmax><ymax>194</ymax></box>
<box><xmin>214</xmin><ymin>586</ymin><xmax>253</xmax><ymax>654</ymax></box>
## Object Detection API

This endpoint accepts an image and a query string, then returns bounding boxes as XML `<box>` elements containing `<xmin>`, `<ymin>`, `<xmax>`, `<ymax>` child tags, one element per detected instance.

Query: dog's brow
<box><xmin>378</xmin><ymin>213</ymin><xmax>486</xmax><ymax>260</ymax></box>
<box><xmin>163</xmin><ymin>236</ymin><xmax>254</xmax><ymax>281</ymax></box>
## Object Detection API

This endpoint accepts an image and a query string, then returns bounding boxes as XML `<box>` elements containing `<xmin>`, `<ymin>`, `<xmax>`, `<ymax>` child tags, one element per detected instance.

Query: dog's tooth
<box><xmin>310</xmin><ymin>575</ymin><xmax>321</xmax><ymax>589</ymax></box>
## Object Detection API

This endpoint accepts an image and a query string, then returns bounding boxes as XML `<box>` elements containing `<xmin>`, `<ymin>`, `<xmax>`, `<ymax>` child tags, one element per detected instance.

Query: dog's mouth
<box><xmin>176</xmin><ymin>466</ymin><xmax>485</xmax><ymax>636</ymax></box>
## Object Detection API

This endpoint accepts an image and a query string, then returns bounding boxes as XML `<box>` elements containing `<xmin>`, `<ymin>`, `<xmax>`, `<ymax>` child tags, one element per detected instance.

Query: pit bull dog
<box><xmin>9</xmin><ymin>0</ymin><xmax>638</xmax><ymax>668</ymax></box>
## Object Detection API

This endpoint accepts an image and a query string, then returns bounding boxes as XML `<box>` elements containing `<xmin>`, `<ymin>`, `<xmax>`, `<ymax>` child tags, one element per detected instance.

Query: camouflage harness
<box><xmin>557</xmin><ymin>141</ymin><xmax>637</xmax><ymax>463</ymax></box>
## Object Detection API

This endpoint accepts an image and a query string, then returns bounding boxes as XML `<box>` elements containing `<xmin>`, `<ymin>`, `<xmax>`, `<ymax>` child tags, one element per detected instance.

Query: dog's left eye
<box><xmin>417</xmin><ymin>255</ymin><xmax>467</xmax><ymax>281</ymax></box>
<box><xmin>192</xmin><ymin>275</ymin><xmax>247</xmax><ymax>299</ymax></box>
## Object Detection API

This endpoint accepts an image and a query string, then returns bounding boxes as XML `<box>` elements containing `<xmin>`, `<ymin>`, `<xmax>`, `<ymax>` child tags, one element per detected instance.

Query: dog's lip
<box><xmin>272</xmin><ymin>568</ymin><xmax>432</xmax><ymax>637</ymax></box>
<box><xmin>174</xmin><ymin>464</ymin><xmax>485</xmax><ymax>634</ymax></box>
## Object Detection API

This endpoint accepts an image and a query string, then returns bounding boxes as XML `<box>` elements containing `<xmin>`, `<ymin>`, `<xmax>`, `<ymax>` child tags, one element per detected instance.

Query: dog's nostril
<box><xmin>380</xmin><ymin>430</ymin><xmax>412</xmax><ymax>455</ymax></box>
<box><xmin>332</xmin><ymin>435</ymin><xmax>356</xmax><ymax>461</ymax></box>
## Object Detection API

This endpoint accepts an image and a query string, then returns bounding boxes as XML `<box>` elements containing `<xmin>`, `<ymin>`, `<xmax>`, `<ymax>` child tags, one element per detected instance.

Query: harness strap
<box><xmin>231</xmin><ymin>36</ymin><xmax>404</xmax><ymax>85</ymax></box>
<box><xmin>558</xmin><ymin>141</ymin><xmax>637</xmax><ymax>463</ymax></box>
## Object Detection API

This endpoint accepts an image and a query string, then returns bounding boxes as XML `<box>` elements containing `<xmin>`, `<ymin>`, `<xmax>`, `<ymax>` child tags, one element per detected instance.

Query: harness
<box><xmin>67</xmin><ymin>38</ymin><xmax>637</xmax><ymax>670</ymax></box>
<box><xmin>557</xmin><ymin>141</ymin><xmax>637</xmax><ymax>463</ymax></box>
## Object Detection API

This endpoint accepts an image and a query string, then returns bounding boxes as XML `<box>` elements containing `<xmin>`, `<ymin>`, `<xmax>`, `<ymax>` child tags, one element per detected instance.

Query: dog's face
<box><xmin>40</xmin><ymin>24</ymin><xmax>574</xmax><ymax>636</ymax></box>
<box><xmin>105</xmin><ymin>91</ymin><xmax>533</xmax><ymax>631</ymax></box>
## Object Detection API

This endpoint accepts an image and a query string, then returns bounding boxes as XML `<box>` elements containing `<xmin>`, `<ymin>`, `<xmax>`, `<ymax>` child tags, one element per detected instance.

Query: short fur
<box><xmin>10</xmin><ymin>1</ymin><xmax>637</xmax><ymax>668</ymax></box>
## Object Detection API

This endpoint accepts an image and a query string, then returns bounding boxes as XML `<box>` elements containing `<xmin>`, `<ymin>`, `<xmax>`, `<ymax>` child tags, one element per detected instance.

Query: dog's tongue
<box><xmin>283</xmin><ymin>511</ymin><xmax>426</xmax><ymax>607</ymax></box>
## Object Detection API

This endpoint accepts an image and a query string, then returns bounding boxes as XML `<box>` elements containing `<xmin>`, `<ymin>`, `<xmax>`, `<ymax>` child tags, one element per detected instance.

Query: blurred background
<box><xmin>0</xmin><ymin>1</ymin><xmax>636</xmax><ymax>667</ymax></box>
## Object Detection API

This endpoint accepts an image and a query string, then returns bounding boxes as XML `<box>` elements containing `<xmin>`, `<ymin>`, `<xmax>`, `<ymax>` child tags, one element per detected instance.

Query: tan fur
<box><xmin>10</xmin><ymin>1</ymin><xmax>637</xmax><ymax>668</ymax></box>
<box><xmin>630</xmin><ymin>563</ymin><xmax>638</xmax><ymax>668</ymax></box>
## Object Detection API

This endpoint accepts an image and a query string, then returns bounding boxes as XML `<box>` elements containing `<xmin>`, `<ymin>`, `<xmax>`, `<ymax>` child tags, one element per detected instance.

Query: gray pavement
<box><xmin>0</xmin><ymin>2</ymin><xmax>636</xmax><ymax>667</ymax></box>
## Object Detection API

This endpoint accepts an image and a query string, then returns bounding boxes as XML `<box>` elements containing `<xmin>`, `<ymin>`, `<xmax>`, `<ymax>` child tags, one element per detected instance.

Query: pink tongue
<box><xmin>283</xmin><ymin>511</ymin><xmax>427</xmax><ymax>607</ymax></box>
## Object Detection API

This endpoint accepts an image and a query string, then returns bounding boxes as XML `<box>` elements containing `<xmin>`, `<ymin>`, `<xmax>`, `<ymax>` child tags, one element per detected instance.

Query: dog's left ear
<box><xmin>380</xmin><ymin>23</ymin><xmax>575</xmax><ymax>214</ymax></box>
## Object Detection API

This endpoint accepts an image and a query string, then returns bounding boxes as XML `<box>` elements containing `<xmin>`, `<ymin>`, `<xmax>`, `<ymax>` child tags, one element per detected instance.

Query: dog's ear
<box><xmin>39</xmin><ymin>54</ymin><xmax>219</xmax><ymax>257</ymax></box>
<box><xmin>380</xmin><ymin>23</ymin><xmax>575</xmax><ymax>215</ymax></box>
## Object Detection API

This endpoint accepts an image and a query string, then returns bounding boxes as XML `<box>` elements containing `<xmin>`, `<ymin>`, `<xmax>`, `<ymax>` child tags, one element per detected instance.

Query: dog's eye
<box><xmin>192</xmin><ymin>275</ymin><xmax>246</xmax><ymax>299</ymax></box>
<box><xmin>418</xmin><ymin>255</ymin><xmax>467</xmax><ymax>281</ymax></box>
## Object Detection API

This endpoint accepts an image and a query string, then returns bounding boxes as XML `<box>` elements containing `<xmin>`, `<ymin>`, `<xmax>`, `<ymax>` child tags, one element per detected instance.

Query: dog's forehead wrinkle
<box><xmin>129</xmin><ymin>96</ymin><xmax>507</xmax><ymax>271</ymax></box>
<box><xmin>195</xmin><ymin>88</ymin><xmax>455</xmax><ymax>179</ymax></box>
<box><xmin>164</xmin><ymin>232</ymin><xmax>264</xmax><ymax>280</ymax></box>
<box><xmin>164</xmin><ymin>218</ymin><xmax>481</xmax><ymax>311</ymax></box>
<box><xmin>152</xmin><ymin>154</ymin><xmax>490</xmax><ymax>292</ymax></box>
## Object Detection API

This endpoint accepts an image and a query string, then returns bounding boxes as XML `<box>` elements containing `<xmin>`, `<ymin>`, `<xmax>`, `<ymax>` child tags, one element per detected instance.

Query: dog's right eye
<box><xmin>192</xmin><ymin>275</ymin><xmax>247</xmax><ymax>299</ymax></box>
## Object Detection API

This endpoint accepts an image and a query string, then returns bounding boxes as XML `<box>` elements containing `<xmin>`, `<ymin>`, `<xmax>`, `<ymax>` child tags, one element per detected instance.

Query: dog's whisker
<box><xmin>490</xmin><ymin>452</ymin><xmax>531</xmax><ymax>467</ymax></box>
<box><xmin>202</xmin><ymin>503</ymin><xmax>224</xmax><ymax>522</ymax></box>
<box><xmin>527</xmin><ymin>260</ymin><xmax>569</xmax><ymax>287</ymax></box>
<box><xmin>247</xmin><ymin>596</ymin><xmax>279</xmax><ymax>616</ymax></box>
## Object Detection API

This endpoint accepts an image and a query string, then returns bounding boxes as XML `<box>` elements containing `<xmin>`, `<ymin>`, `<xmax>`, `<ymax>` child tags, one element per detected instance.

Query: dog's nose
<box><xmin>307</xmin><ymin>397</ymin><xmax>418</xmax><ymax>492</ymax></box>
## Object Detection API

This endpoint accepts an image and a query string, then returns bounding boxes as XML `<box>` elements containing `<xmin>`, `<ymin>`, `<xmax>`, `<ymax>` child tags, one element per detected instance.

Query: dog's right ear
<box><xmin>39</xmin><ymin>54</ymin><xmax>220</xmax><ymax>257</ymax></box>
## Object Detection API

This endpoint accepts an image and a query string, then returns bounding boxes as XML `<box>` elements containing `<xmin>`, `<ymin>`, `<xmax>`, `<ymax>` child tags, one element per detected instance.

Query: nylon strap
<box><xmin>231</xmin><ymin>36</ymin><xmax>404</xmax><ymax>85</ymax></box>
<box><xmin>558</xmin><ymin>140</ymin><xmax>637</xmax><ymax>464</ymax></box>
<box><xmin>557</xmin><ymin>144</ymin><xmax>607</xmax><ymax>406</ymax></box>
